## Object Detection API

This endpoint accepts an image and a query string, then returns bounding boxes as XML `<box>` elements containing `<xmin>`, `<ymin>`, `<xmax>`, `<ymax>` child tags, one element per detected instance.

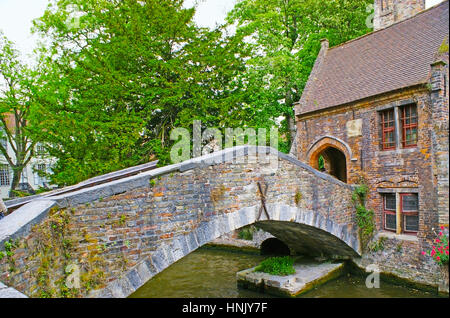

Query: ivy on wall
<box><xmin>351</xmin><ymin>180</ymin><xmax>375</xmax><ymax>252</ymax></box>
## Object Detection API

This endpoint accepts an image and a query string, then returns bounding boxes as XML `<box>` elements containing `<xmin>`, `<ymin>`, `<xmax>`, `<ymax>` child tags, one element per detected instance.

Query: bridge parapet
<box><xmin>0</xmin><ymin>146</ymin><xmax>358</xmax><ymax>298</ymax></box>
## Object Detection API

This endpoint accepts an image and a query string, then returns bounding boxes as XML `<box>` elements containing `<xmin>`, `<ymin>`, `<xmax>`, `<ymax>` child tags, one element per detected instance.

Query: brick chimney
<box><xmin>373</xmin><ymin>0</ymin><xmax>426</xmax><ymax>30</ymax></box>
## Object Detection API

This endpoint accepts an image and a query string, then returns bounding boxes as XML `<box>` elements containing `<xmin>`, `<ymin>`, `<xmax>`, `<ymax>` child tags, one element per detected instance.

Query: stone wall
<box><xmin>374</xmin><ymin>0</ymin><xmax>426</xmax><ymax>31</ymax></box>
<box><xmin>0</xmin><ymin>147</ymin><xmax>357</xmax><ymax>298</ymax></box>
<box><xmin>294</xmin><ymin>85</ymin><xmax>447</xmax><ymax>292</ymax></box>
<box><xmin>355</xmin><ymin>232</ymin><xmax>442</xmax><ymax>290</ymax></box>
<box><xmin>430</xmin><ymin>59</ymin><xmax>449</xmax><ymax>227</ymax></box>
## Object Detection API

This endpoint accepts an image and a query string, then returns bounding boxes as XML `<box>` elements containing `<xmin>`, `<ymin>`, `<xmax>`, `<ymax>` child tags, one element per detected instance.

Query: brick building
<box><xmin>291</xmin><ymin>0</ymin><xmax>449</xmax><ymax>250</ymax></box>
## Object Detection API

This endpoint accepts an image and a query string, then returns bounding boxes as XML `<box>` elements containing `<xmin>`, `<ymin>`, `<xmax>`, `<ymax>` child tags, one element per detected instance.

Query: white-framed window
<box><xmin>20</xmin><ymin>169</ymin><xmax>28</xmax><ymax>184</ymax></box>
<box><xmin>34</xmin><ymin>163</ymin><xmax>48</xmax><ymax>187</ymax></box>
<box><xmin>0</xmin><ymin>164</ymin><xmax>11</xmax><ymax>186</ymax></box>
<box><xmin>35</xmin><ymin>143</ymin><xmax>46</xmax><ymax>156</ymax></box>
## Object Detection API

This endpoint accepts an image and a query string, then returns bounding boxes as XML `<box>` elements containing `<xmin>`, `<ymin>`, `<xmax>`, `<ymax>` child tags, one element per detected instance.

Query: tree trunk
<box><xmin>9</xmin><ymin>167</ymin><xmax>22</xmax><ymax>198</ymax></box>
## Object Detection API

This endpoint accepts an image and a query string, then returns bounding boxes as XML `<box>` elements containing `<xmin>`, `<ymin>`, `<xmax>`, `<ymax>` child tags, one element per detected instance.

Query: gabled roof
<box><xmin>295</xmin><ymin>0</ymin><xmax>449</xmax><ymax>116</ymax></box>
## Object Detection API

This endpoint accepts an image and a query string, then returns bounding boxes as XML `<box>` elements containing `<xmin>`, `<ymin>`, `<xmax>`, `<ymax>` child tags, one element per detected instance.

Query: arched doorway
<box><xmin>307</xmin><ymin>137</ymin><xmax>350</xmax><ymax>183</ymax></box>
<box><xmin>317</xmin><ymin>147</ymin><xmax>347</xmax><ymax>183</ymax></box>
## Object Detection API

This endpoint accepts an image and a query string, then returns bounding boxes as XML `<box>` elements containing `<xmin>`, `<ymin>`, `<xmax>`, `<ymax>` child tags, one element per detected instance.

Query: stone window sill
<box><xmin>375</xmin><ymin>147</ymin><xmax>418</xmax><ymax>157</ymax></box>
<box><xmin>378</xmin><ymin>231</ymin><xmax>419</xmax><ymax>242</ymax></box>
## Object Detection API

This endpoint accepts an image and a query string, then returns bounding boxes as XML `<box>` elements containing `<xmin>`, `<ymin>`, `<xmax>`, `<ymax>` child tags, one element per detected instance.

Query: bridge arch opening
<box><xmin>255</xmin><ymin>220</ymin><xmax>358</xmax><ymax>259</ymax></box>
<box><xmin>260</xmin><ymin>238</ymin><xmax>291</xmax><ymax>256</ymax></box>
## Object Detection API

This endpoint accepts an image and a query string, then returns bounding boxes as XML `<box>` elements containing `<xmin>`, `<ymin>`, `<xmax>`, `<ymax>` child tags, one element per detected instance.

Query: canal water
<box><xmin>130</xmin><ymin>247</ymin><xmax>438</xmax><ymax>298</ymax></box>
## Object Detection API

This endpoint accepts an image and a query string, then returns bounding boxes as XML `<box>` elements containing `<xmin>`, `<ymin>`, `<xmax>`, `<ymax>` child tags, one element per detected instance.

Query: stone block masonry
<box><xmin>0</xmin><ymin>146</ymin><xmax>358</xmax><ymax>298</ymax></box>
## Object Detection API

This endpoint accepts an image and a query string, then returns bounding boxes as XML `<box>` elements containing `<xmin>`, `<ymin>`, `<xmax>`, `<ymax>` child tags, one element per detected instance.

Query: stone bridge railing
<box><xmin>0</xmin><ymin>146</ymin><xmax>358</xmax><ymax>298</ymax></box>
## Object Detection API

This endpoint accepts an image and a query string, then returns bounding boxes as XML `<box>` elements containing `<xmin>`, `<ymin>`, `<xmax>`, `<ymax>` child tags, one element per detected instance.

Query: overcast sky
<box><xmin>0</xmin><ymin>0</ymin><xmax>444</xmax><ymax>62</ymax></box>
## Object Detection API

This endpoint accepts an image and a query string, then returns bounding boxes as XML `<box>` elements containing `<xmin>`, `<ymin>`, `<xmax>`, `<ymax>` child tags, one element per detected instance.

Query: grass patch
<box><xmin>254</xmin><ymin>256</ymin><xmax>295</xmax><ymax>276</ymax></box>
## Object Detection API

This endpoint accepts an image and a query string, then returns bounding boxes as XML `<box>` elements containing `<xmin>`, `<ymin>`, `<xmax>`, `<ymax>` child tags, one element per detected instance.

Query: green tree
<box><xmin>31</xmin><ymin>0</ymin><xmax>250</xmax><ymax>186</ymax></box>
<box><xmin>0</xmin><ymin>32</ymin><xmax>39</xmax><ymax>195</ymax></box>
<box><xmin>227</xmin><ymin>0</ymin><xmax>372</xmax><ymax>152</ymax></box>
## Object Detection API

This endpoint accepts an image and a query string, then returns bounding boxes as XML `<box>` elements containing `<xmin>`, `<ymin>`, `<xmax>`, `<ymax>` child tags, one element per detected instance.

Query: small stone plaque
<box><xmin>346</xmin><ymin>119</ymin><xmax>362</xmax><ymax>137</ymax></box>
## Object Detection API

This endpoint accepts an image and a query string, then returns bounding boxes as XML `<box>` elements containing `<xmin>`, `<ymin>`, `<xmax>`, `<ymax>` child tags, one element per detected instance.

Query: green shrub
<box><xmin>351</xmin><ymin>181</ymin><xmax>375</xmax><ymax>251</ymax></box>
<box><xmin>238</xmin><ymin>227</ymin><xmax>253</xmax><ymax>240</ymax></box>
<box><xmin>254</xmin><ymin>256</ymin><xmax>295</xmax><ymax>276</ymax></box>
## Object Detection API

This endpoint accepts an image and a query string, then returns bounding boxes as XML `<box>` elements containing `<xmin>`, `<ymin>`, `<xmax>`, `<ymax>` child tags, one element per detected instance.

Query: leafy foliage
<box><xmin>227</xmin><ymin>0</ymin><xmax>372</xmax><ymax>151</ymax></box>
<box><xmin>254</xmin><ymin>256</ymin><xmax>295</xmax><ymax>276</ymax></box>
<box><xmin>30</xmin><ymin>0</ymin><xmax>251</xmax><ymax>186</ymax></box>
<box><xmin>318</xmin><ymin>155</ymin><xmax>325</xmax><ymax>170</ymax></box>
<box><xmin>351</xmin><ymin>181</ymin><xmax>375</xmax><ymax>250</ymax></box>
<box><xmin>0</xmin><ymin>32</ymin><xmax>41</xmax><ymax>194</ymax></box>
<box><xmin>7</xmin><ymin>0</ymin><xmax>373</xmax><ymax>188</ymax></box>
<box><xmin>238</xmin><ymin>226</ymin><xmax>255</xmax><ymax>240</ymax></box>
<box><xmin>423</xmin><ymin>227</ymin><xmax>449</xmax><ymax>266</ymax></box>
<box><xmin>368</xmin><ymin>236</ymin><xmax>386</xmax><ymax>253</ymax></box>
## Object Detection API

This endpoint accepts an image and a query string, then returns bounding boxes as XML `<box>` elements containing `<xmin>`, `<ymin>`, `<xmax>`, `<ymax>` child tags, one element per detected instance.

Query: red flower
<box><xmin>439</xmin><ymin>232</ymin><xmax>443</xmax><ymax>236</ymax></box>
<box><xmin>436</xmin><ymin>256</ymin><xmax>441</xmax><ymax>261</ymax></box>
<box><xmin>441</xmin><ymin>226</ymin><xmax>445</xmax><ymax>230</ymax></box>
<box><xmin>436</xmin><ymin>239</ymin><xmax>440</xmax><ymax>243</ymax></box>
<box><xmin>422</xmin><ymin>251</ymin><xmax>426</xmax><ymax>255</ymax></box>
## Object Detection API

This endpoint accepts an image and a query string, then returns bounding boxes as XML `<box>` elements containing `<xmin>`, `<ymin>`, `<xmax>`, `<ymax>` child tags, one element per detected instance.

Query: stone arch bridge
<box><xmin>0</xmin><ymin>146</ymin><xmax>360</xmax><ymax>298</ymax></box>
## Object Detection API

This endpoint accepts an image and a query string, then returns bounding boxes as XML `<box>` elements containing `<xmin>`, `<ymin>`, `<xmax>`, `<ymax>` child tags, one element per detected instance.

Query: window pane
<box><xmin>385</xmin><ymin>213</ymin><xmax>396</xmax><ymax>231</ymax></box>
<box><xmin>385</xmin><ymin>194</ymin><xmax>396</xmax><ymax>210</ymax></box>
<box><xmin>401</xmin><ymin>104</ymin><xmax>418</xmax><ymax>147</ymax></box>
<box><xmin>402</xmin><ymin>194</ymin><xmax>418</xmax><ymax>211</ymax></box>
<box><xmin>0</xmin><ymin>164</ymin><xmax>10</xmax><ymax>186</ymax></box>
<box><xmin>381</xmin><ymin>109</ymin><xmax>396</xmax><ymax>150</ymax></box>
<box><xmin>404</xmin><ymin>214</ymin><xmax>419</xmax><ymax>232</ymax></box>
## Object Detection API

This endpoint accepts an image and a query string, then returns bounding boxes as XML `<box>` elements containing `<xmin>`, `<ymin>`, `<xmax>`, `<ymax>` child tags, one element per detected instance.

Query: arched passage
<box><xmin>318</xmin><ymin>147</ymin><xmax>347</xmax><ymax>183</ymax></box>
<box><xmin>255</xmin><ymin>220</ymin><xmax>358</xmax><ymax>258</ymax></box>
<box><xmin>307</xmin><ymin>136</ymin><xmax>351</xmax><ymax>183</ymax></box>
<box><xmin>260</xmin><ymin>238</ymin><xmax>291</xmax><ymax>256</ymax></box>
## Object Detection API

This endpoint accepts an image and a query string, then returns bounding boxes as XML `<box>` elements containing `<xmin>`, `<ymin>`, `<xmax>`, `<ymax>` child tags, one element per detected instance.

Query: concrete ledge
<box><xmin>377</xmin><ymin>231</ymin><xmax>419</xmax><ymax>242</ymax></box>
<box><xmin>0</xmin><ymin>200</ymin><xmax>57</xmax><ymax>248</ymax></box>
<box><xmin>237</xmin><ymin>261</ymin><xmax>345</xmax><ymax>297</ymax></box>
<box><xmin>0</xmin><ymin>282</ymin><xmax>28</xmax><ymax>298</ymax></box>
<box><xmin>5</xmin><ymin>161</ymin><xmax>159</xmax><ymax>211</ymax></box>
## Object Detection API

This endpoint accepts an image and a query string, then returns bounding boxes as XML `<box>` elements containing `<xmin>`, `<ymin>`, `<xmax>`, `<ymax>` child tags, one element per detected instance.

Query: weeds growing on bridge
<box><xmin>238</xmin><ymin>226</ymin><xmax>256</xmax><ymax>240</ymax></box>
<box><xmin>0</xmin><ymin>239</ymin><xmax>18</xmax><ymax>272</ymax></box>
<box><xmin>294</xmin><ymin>190</ymin><xmax>303</xmax><ymax>206</ymax></box>
<box><xmin>1</xmin><ymin>207</ymin><xmax>108</xmax><ymax>298</ymax></box>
